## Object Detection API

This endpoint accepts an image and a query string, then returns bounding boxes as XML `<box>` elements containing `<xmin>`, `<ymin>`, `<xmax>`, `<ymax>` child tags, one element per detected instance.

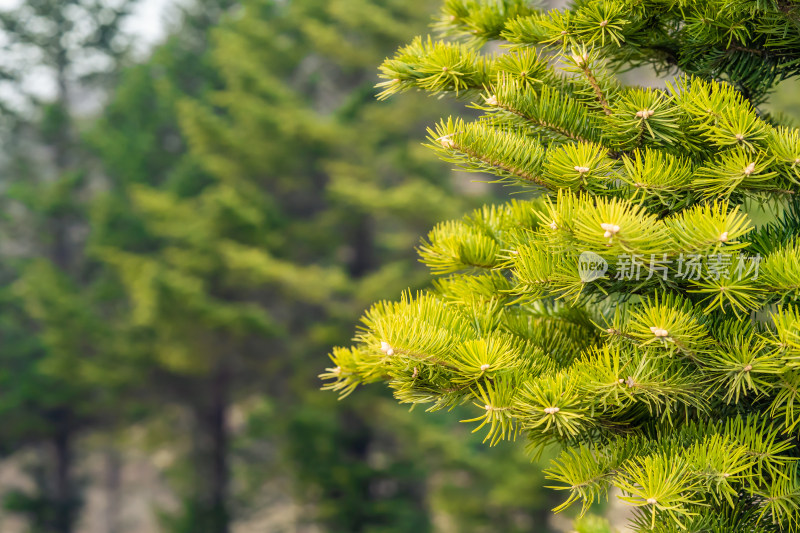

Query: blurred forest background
<box><xmin>0</xmin><ymin>1</ymin><xmax>797</xmax><ymax>533</ymax></box>
<box><xmin>0</xmin><ymin>1</ymin><xmax>564</xmax><ymax>532</ymax></box>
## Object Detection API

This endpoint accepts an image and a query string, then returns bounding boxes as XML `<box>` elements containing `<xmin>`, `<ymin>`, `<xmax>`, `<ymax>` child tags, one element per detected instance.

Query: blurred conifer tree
<box><xmin>0</xmin><ymin>1</ymin><xmax>138</xmax><ymax>532</ymax></box>
<box><xmin>88</xmin><ymin>0</ymin><xmax>563</xmax><ymax>532</ymax></box>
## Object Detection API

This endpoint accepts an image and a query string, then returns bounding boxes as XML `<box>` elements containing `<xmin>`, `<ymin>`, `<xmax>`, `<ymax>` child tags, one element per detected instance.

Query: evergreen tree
<box><xmin>323</xmin><ymin>1</ymin><xmax>800</xmax><ymax>531</ymax></box>
<box><xmin>87</xmin><ymin>3</ymin><xmax>259</xmax><ymax>532</ymax></box>
<box><xmin>91</xmin><ymin>0</ymin><xmax>559</xmax><ymax>531</ymax></box>
<box><xmin>0</xmin><ymin>2</ymin><xmax>136</xmax><ymax>531</ymax></box>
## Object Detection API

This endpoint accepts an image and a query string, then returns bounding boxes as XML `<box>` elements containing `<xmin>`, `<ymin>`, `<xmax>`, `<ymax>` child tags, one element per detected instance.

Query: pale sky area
<box><xmin>124</xmin><ymin>0</ymin><xmax>179</xmax><ymax>53</ymax></box>
<box><xmin>0</xmin><ymin>0</ymin><xmax>178</xmax><ymax>109</ymax></box>
<box><xmin>0</xmin><ymin>0</ymin><xmax>176</xmax><ymax>48</ymax></box>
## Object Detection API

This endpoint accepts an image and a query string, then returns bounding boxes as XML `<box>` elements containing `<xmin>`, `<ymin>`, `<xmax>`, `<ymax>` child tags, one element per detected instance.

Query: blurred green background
<box><xmin>0</xmin><ymin>1</ymin><xmax>796</xmax><ymax>532</ymax></box>
<box><xmin>0</xmin><ymin>1</ymin><xmax>564</xmax><ymax>532</ymax></box>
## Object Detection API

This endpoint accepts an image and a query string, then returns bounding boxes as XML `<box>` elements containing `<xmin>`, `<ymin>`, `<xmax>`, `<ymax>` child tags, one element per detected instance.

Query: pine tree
<box><xmin>86</xmin><ymin>3</ymin><xmax>262</xmax><ymax>532</ymax></box>
<box><xmin>90</xmin><ymin>0</ymin><xmax>560</xmax><ymax>531</ymax></box>
<box><xmin>322</xmin><ymin>1</ymin><xmax>800</xmax><ymax>531</ymax></box>
<box><xmin>0</xmin><ymin>2</ymin><xmax>136</xmax><ymax>531</ymax></box>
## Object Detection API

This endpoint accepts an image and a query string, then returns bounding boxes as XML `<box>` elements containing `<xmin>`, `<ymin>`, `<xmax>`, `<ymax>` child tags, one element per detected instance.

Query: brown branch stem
<box><xmin>581</xmin><ymin>65</ymin><xmax>612</xmax><ymax>115</ymax></box>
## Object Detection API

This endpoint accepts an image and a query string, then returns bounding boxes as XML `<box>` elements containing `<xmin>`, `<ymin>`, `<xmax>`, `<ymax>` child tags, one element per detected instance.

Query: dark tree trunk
<box><xmin>347</xmin><ymin>214</ymin><xmax>374</xmax><ymax>278</ymax></box>
<box><xmin>103</xmin><ymin>448</ymin><xmax>122</xmax><ymax>533</ymax></box>
<box><xmin>208</xmin><ymin>362</ymin><xmax>230</xmax><ymax>533</ymax></box>
<box><xmin>52</xmin><ymin>428</ymin><xmax>74</xmax><ymax>533</ymax></box>
<box><xmin>193</xmin><ymin>360</ymin><xmax>231</xmax><ymax>533</ymax></box>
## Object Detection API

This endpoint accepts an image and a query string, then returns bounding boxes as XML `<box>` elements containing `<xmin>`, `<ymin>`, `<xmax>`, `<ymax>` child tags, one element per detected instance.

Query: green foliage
<box><xmin>323</xmin><ymin>1</ymin><xmax>800</xmax><ymax>531</ymax></box>
<box><xmin>81</xmin><ymin>0</ymin><xmax>564</xmax><ymax>531</ymax></box>
<box><xmin>0</xmin><ymin>1</ymin><xmax>139</xmax><ymax>531</ymax></box>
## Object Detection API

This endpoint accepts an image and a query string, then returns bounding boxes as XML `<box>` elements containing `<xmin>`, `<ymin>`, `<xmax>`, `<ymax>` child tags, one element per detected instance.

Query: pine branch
<box><xmin>324</xmin><ymin>2</ymin><xmax>800</xmax><ymax>530</ymax></box>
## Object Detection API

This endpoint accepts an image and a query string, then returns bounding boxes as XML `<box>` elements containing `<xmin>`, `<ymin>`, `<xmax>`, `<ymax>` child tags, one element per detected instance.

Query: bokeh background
<box><xmin>0</xmin><ymin>1</ymin><xmax>796</xmax><ymax>532</ymax></box>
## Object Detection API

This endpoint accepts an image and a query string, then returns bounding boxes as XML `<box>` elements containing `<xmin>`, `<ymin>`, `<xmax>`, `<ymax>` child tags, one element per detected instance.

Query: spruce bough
<box><xmin>322</xmin><ymin>1</ymin><xmax>800</xmax><ymax>530</ymax></box>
